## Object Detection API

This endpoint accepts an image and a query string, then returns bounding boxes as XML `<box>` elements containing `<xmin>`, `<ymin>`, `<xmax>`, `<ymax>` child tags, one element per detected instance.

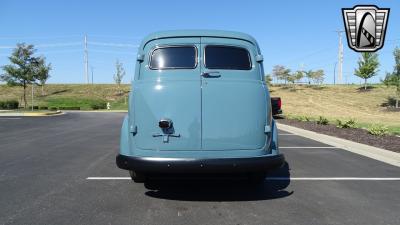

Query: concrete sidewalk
<box><xmin>277</xmin><ymin>122</ymin><xmax>400</xmax><ymax>168</ymax></box>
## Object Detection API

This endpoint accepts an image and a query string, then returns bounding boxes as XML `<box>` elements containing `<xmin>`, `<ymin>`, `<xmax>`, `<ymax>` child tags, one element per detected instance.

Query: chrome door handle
<box><xmin>201</xmin><ymin>71</ymin><xmax>221</xmax><ymax>78</ymax></box>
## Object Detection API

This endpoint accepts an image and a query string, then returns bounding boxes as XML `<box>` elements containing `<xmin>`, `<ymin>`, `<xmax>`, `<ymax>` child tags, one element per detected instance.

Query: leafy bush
<box><xmin>49</xmin><ymin>107</ymin><xmax>58</xmax><ymax>111</ymax></box>
<box><xmin>381</xmin><ymin>96</ymin><xmax>398</xmax><ymax>107</ymax></box>
<box><xmin>90</xmin><ymin>102</ymin><xmax>106</xmax><ymax>110</ymax></box>
<box><xmin>39</xmin><ymin>106</ymin><xmax>48</xmax><ymax>110</ymax></box>
<box><xmin>0</xmin><ymin>100</ymin><xmax>19</xmax><ymax>109</ymax></box>
<box><xmin>317</xmin><ymin>116</ymin><xmax>329</xmax><ymax>125</ymax></box>
<box><xmin>336</xmin><ymin>119</ymin><xmax>357</xmax><ymax>128</ymax></box>
<box><xmin>367</xmin><ymin>124</ymin><xmax>388</xmax><ymax>136</ymax></box>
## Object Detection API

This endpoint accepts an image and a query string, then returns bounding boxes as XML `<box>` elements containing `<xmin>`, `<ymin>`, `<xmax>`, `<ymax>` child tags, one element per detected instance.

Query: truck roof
<box><xmin>140</xmin><ymin>30</ymin><xmax>260</xmax><ymax>52</ymax></box>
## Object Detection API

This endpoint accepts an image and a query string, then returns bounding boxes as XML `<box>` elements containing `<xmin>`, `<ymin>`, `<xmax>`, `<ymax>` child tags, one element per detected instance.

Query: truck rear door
<box><xmin>200</xmin><ymin>37</ymin><xmax>267</xmax><ymax>150</ymax></box>
<box><xmin>135</xmin><ymin>38</ymin><xmax>202</xmax><ymax>151</ymax></box>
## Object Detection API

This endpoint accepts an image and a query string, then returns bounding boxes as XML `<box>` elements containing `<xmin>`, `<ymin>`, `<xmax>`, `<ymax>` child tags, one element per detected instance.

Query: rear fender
<box><xmin>270</xmin><ymin>119</ymin><xmax>279</xmax><ymax>154</ymax></box>
<box><xmin>120</xmin><ymin>115</ymin><xmax>130</xmax><ymax>155</ymax></box>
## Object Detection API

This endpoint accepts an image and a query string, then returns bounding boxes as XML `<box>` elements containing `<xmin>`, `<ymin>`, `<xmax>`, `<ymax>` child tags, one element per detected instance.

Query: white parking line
<box><xmin>0</xmin><ymin>118</ymin><xmax>21</xmax><ymax>120</ymax></box>
<box><xmin>87</xmin><ymin>177</ymin><xmax>131</xmax><ymax>180</ymax></box>
<box><xmin>86</xmin><ymin>177</ymin><xmax>400</xmax><ymax>181</ymax></box>
<box><xmin>280</xmin><ymin>146</ymin><xmax>339</xmax><ymax>149</ymax></box>
<box><xmin>279</xmin><ymin>133</ymin><xmax>297</xmax><ymax>136</ymax></box>
<box><xmin>268</xmin><ymin>177</ymin><xmax>400</xmax><ymax>181</ymax></box>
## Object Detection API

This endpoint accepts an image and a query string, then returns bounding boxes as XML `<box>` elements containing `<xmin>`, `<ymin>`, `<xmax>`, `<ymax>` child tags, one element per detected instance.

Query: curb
<box><xmin>60</xmin><ymin>110</ymin><xmax>128</xmax><ymax>113</ymax></box>
<box><xmin>0</xmin><ymin>111</ymin><xmax>63</xmax><ymax>117</ymax></box>
<box><xmin>277</xmin><ymin>122</ymin><xmax>400</xmax><ymax>168</ymax></box>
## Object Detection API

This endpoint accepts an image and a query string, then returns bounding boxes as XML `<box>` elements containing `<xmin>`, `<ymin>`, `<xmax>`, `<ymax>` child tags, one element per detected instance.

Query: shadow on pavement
<box><xmin>144</xmin><ymin>162</ymin><xmax>292</xmax><ymax>202</ymax></box>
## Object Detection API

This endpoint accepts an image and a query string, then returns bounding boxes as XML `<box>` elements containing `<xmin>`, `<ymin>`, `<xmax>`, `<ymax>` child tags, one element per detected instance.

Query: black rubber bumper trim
<box><xmin>116</xmin><ymin>153</ymin><xmax>285</xmax><ymax>173</ymax></box>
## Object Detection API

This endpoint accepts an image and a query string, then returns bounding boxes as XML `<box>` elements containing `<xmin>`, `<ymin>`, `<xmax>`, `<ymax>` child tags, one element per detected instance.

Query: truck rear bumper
<box><xmin>116</xmin><ymin>154</ymin><xmax>285</xmax><ymax>173</ymax></box>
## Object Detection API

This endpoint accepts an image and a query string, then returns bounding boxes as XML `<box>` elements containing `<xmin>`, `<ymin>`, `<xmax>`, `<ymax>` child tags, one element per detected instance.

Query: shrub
<box><xmin>39</xmin><ymin>106</ymin><xmax>48</xmax><ymax>110</ymax></box>
<box><xmin>58</xmin><ymin>106</ymin><xmax>80</xmax><ymax>110</ymax></box>
<box><xmin>336</xmin><ymin>119</ymin><xmax>357</xmax><ymax>128</ymax></box>
<box><xmin>381</xmin><ymin>96</ymin><xmax>398</xmax><ymax>107</ymax></box>
<box><xmin>367</xmin><ymin>124</ymin><xmax>388</xmax><ymax>136</ymax></box>
<box><xmin>0</xmin><ymin>100</ymin><xmax>19</xmax><ymax>109</ymax></box>
<box><xmin>49</xmin><ymin>107</ymin><xmax>58</xmax><ymax>111</ymax></box>
<box><xmin>317</xmin><ymin>116</ymin><xmax>329</xmax><ymax>125</ymax></box>
<box><xmin>33</xmin><ymin>106</ymin><xmax>39</xmax><ymax>110</ymax></box>
<box><xmin>90</xmin><ymin>102</ymin><xmax>106</xmax><ymax>110</ymax></box>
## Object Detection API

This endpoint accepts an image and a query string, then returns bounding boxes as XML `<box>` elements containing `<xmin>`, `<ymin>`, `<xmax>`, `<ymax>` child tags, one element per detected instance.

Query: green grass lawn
<box><xmin>0</xmin><ymin>84</ymin><xmax>131</xmax><ymax>110</ymax></box>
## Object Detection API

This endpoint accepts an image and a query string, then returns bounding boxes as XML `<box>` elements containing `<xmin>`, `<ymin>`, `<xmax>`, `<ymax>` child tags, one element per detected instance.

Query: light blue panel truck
<box><xmin>116</xmin><ymin>30</ymin><xmax>284</xmax><ymax>182</ymax></box>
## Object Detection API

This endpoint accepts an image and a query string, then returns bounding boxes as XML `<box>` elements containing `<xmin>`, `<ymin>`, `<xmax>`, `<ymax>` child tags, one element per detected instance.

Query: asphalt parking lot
<box><xmin>0</xmin><ymin>112</ymin><xmax>399</xmax><ymax>225</ymax></box>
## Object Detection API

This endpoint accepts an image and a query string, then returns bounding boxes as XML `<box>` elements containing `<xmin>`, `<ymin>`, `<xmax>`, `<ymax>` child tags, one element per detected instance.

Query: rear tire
<box><xmin>129</xmin><ymin>170</ymin><xmax>146</xmax><ymax>183</ymax></box>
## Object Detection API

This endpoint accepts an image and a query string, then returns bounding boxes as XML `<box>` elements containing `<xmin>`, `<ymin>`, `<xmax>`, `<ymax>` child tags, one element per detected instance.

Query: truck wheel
<box><xmin>129</xmin><ymin>170</ymin><xmax>146</xmax><ymax>183</ymax></box>
<box><xmin>248</xmin><ymin>172</ymin><xmax>267</xmax><ymax>183</ymax></box>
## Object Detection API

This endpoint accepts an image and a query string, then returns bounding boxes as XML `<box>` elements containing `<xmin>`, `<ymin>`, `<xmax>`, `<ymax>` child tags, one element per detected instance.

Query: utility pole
<box><xmin>333</xmin><ymin>62</ymin><xmax>337</xmax><ymax>85</ymax></box>
<box><xmin>84</xmin><ymin>35</ymin><xmax>89</xmax><ymax>84</ymax></box>
<box><xmin>335</xmin><ymin>31</ymin><xmax>344</xmax><ymax>84</ymax></box>
<box><xmin>91</xmin><ymin>66</ymin><xmax>94</xmax><ymax>84</ymax></box>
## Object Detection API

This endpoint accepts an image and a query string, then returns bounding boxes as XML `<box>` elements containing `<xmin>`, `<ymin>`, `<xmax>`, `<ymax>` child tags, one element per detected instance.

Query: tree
<box><xmin>383</xmin><ymin>47</ymin><xmax>400</xmax><ymax>107</ymax></box>
<box><xmin>354</xmin><ymin>52</ymin><xmax>379</xmax><ymax>90</ymax></box>
<box><xmin>1</xmin><ymin>43</ymin><xmax>49</xmax><ymax>108</ymax></box>
<box><xmin>305</xmin><ymin>70</ymin><xmax>313</xmax><ymax>84</ymax></box>
<box><xmin>294</xmin><ymin>70</ymin><xmax>304</xmax><ymax>82</ymax></box>
<box><xmin>272</xmin><ymin>65</ymin><xmax>291</xmax><ymax>84</ymax></box>
<box><xmin>113</xmin><ymin>59</ymin><xmax>125</xmax><ymax>93</ymax></box>
<box><xmin>264</xmin><ymin>74</ymin><xmax>272</xmax><ymax>86</ymax></box>
<box><xmin>36</xmin><ymin>57</ymin><xmax>52</xmax><ymax>96</ymax></box>
<box><xmin>312</xmin><ymin>69</ymin><xmax>325</xmax><ymax>85</ymax></box>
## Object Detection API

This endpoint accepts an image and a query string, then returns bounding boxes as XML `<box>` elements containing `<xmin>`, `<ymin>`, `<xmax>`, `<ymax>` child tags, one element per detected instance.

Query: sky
<box><xmin>0</xmin><ymin>0</ymin><xmax>399</xmax><ymax>84</ymax></box>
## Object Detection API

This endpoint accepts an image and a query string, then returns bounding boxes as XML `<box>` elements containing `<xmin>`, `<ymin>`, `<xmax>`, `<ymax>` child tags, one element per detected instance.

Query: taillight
<box><xmin>278</xmin><ymin>99</ymin><xmax>282</xmax><ymax>108</ymax></box>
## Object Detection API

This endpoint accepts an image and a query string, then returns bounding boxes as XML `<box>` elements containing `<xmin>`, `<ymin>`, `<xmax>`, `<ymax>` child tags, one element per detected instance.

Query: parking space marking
<box><xmin>87</xmin><ymin>177</ymin><xmax>131</xmax><ymax>180</ymax></box>
<box><xmin>0</xmin><ymin>118</ymin><xmax>21</xmax><ymax>120</ymax></box>
<box><xmin>280</xmin><ymin>146</ymin><xmax>339</xmax><ymax>149</ymax></box>
<box><xmin>278</xmin><ymin>133</ymin><xmax>297</xmax><ymax>136</ymax></box>
<box><xmin>86</xmin><ymin>177</ymin><xmax>400</xmax><ymax>181</ymax></box>
<box><xmin>269</xmin><ymin>177</ymin><xmax>400</xmax><ymax>181</ymax></box>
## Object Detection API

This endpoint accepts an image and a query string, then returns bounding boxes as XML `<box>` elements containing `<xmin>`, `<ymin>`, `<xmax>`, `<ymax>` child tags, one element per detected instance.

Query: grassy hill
<box><xmin>0</xmin><ymin>84</ymin><xmax>131</xmax><ymax>110</ymax></box>
<box><xmin>1</xmin><ymin>83</ymin><xmax>399</xmax><ymax>134</ymax></box>
<box><xmin>270</xmin><ymin>84</ymin><xmax>400</xmax><ymax>134</ymax></box>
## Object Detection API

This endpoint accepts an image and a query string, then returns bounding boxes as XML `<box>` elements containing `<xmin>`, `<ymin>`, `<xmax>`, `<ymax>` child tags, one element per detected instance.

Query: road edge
<box><xmin>0</xmin><ymin>110</ymin><xmax>63</xmax><ymax>117</ymax></box>
<box><xmin>277</xmin><ymin>122</ymin><xmax>400</xmax><ymax>168</ymax></box>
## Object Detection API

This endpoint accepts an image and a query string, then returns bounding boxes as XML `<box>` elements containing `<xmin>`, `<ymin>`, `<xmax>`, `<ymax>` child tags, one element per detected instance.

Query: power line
<box><xmin>37</xmin><ymin>49</ymin><xmax>82</xmax><ymax>55</ymax></box>
<box><xmin>90</xmin><ymin>49</ymin><xmax>137</xmax><ymax>55</ymax></box>
<box><xmin>279</xmin><ymin>46</ymin><xmax>336</xmax><ymax>64</ymax></box>
<box><xmin>0</xmin><ymin>35</ymin><xmax>82</xmax><ymax>40</ymax></box>
<box><xmin>36</xmin><ymin>42</ymin><xmax>82</xmax><ymax>48</ymax></box>
<box><xmin>0</xmin><ymin>42</ymin><xmax>82</xmax><ymax>49</ymax></box>
<box><xmin>88</xmin><ymin>34</ymin><xmax>143</xmax><ymax>40</ymax></box>
<box><xmin>88</xmin><ymin>41</ymin><xmax>138</xmax><ymax>48</ymax></box>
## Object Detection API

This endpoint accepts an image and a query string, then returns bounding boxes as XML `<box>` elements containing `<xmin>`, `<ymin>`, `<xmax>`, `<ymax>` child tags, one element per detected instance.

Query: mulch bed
<box><xmin>276</xmin><ymin>118</ymin><xmax>400</xmax><ymax>153</ymax></box>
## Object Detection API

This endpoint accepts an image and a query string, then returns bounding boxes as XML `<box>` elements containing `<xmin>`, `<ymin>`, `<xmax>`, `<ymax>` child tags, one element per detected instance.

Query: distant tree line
<box><xmin>269</xmin><ymin>65</ymin><xmax>324</xmax><ymax>85</ymax></box>
<box><xmin>267</xmin><ymin>46</ymin><xmax>400</xmax><ymax>108</ymax></box>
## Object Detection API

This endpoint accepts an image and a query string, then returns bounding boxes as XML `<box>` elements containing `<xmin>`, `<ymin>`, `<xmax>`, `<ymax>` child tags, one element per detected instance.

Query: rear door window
<box><xmin>149</xmin><ymin>46</ymin><xmax>197</xmax><ymax>69</ymax></box>
<box><xmin>204</xmin><ymin>46</ymin><xmax>251</xmax><ymax>70</ymax></box>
